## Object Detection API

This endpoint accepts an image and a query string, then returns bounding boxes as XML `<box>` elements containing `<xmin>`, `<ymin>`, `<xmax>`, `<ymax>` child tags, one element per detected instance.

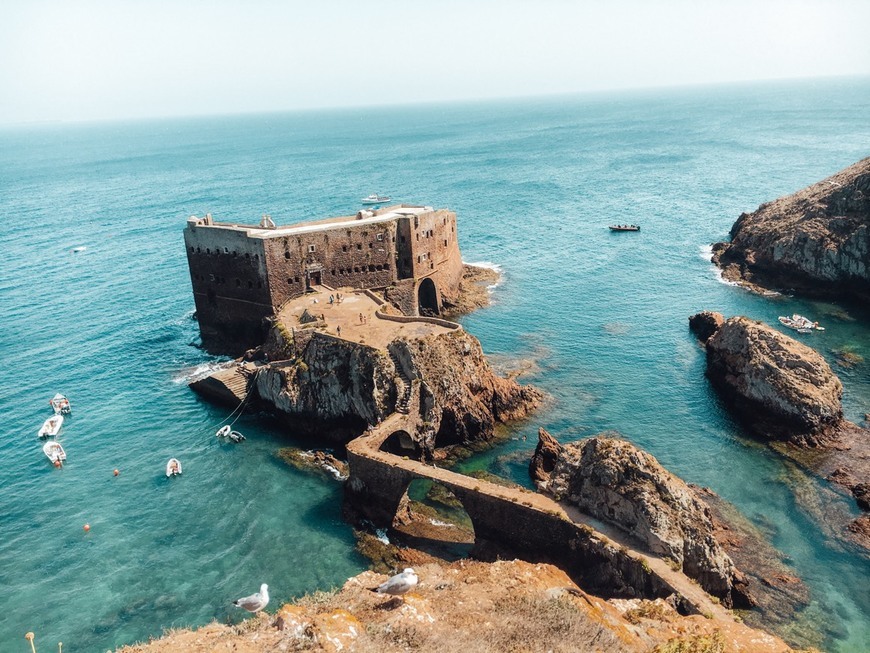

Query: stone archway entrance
<box><xmin>393</xmin><ymin>478</ymin><xmax>475</xmax><ymax>559</ymax></box>
<box><xmin>417</xmin><ymin>277</ymin><xmax>439</xmax><ymax>316</ymax></box>
<box><xmin>380</xmin><ymin>429</ymin><xmax>421</xmax><ymax>458</ymax></box>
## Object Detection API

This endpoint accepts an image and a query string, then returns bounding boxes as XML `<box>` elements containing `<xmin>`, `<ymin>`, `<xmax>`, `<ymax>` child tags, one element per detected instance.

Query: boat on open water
<box><xmin>43</xmin><ymin>441</ymin><xmax>66</xmax><ymax>465</ymax></box>
<box><xmin>166</xmin><ymin>458</ymin><xmax>182</xmax><ymax>477</ymax></box>
<box><xmin>49</xmin><ymin>393</ymin><xmax>71</xmax><ymax>414</ymax></box>
<box><xmin>361</xmin><ymin>194</ymin><xmax>391</xmax><ymax>205</ymax></box>
<box><xmin>608</xmin><ymin>224</ymin><xmax>640</xmax><ymax>232</ymax></box>
<box><xmin>38</xmin><ymin>414</ymin><xmax>63</xmax><ymax>438</ymax></box>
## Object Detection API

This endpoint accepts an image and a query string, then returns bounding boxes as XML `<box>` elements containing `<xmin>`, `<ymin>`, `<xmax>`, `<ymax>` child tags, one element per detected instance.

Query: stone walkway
<box><xmin>348</xmin><ymin>413</ymin><xmax>731</xmax><ymax>620</ymax></box>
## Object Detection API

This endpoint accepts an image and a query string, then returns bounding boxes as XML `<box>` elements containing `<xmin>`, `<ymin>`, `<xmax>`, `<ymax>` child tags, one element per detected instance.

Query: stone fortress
<box><xmin>184</xmin><ymin>204</ymin><xmax>463</xmax><ymax>353</ymax></box>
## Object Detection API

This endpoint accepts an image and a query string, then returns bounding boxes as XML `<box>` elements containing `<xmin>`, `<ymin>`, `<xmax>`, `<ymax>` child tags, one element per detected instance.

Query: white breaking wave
<box><xmin>375</xmin><ymin>528</ymin><xmax>390</xmax><ymax>544</ymax></box>
<box><xmin>173</xmin><ymin>360</ymin><xmax>235</xmax><ymax>385</ymax></box>
<box><xmin>464</xmin><ymin>260</ymin><xmax>503</xmax><ymax>292</ymax></box>
<box><xmin>698</xmin><ymin>244</ymin><xmax>739</xmax><ymax>287</ymax></box>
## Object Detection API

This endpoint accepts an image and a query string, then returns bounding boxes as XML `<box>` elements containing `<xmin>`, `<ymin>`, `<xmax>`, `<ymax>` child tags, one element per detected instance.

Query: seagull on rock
<box><xmin>232</xmin><ymin>583</ymin><xmax>269</xmax><ymax>613</ymax></box>
<box><xmin>370</xmin><ymin>568</ymin><xmax>418</xmax><ymax>602</ymax></box>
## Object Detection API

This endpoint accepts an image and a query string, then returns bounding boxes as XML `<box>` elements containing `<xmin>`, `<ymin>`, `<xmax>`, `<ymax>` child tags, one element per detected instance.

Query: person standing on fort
<box><xmin>336</xmin><ymin>326</ymin><xmax>341</xmax><ymax>337</ymax></box>
<box><xmin>359</xmin><ymin>312</ymin><xmax>364</xmax><ymax>324</ymax></box>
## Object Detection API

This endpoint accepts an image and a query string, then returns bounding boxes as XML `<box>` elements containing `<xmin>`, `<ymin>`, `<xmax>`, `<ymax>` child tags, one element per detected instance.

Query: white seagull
<box><xmin>232</xmin><ymin>583</ymin><xmax>269</xmax><ymax>613</ymax></box>
<box><xmin>370</xmin><ymin>568</ymin><xmax>418</xmax><ymax>601</ymax></box>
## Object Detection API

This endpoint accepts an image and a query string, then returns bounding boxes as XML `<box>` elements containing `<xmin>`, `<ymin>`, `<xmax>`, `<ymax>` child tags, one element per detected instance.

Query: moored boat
<box><xmin>608</xmin><ymin>224</ymin><xmax>640</xmax><ymax>232</ymax></box>
<box><xmin>778</xmin><ymin>314</ymin><xmax>824</xmax><ymax>333</ymax></box>
<box><xmin>38</xmin><ymin>414</ymin><xmax>64</xmax><ymax>438</ymax></box>
<box><xmin>166</xmin><ymin>458</ymin><xmax>182</xmax><ymax>477</ymax></box>
<box><xmin>361</xmin><ymin>194</ymin><xmax>391</xmax><ymax>205</ymax></box>
<box><xmin>43</xmin><ymin>441</ymin><xmax>66</xmax><ymax>465</ymax></box>
<box><xmin>49</xmin><ymin>393</ymin><xmax>71</xmax><ymax>414</ymax></box>
<box><xmin>216</xmin><ymin>425</ymin><xmax>231</xmax><ymax>438</ymax></box>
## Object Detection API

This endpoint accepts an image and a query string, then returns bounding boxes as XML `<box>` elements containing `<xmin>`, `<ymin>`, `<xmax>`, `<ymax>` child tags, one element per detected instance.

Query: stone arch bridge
<box><xmin>345</xmin><ymin>413</ymin><xmax>724</xmax><ymax>615</ymax></box>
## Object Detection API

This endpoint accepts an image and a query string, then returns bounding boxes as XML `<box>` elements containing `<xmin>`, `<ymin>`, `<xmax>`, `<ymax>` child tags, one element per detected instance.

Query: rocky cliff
<box><xmin>253</xmin><ymin>328</ymin><xmax>542</xmax><ymax>453</ymax></box>
<box><xmin>119</xmin><ymin>559</ymin><xmax>794</xmax><ymax>653</ymax></box>
<box><xmin>712</xmin><ymin>157</ymin><xmax>870</xmax><ymax>298</ymax></box>
<box><xmin>699</xmin><ymin>315</ymin><xmax>843</xmax><ymax>445</ymax></box>
<box><xmin>531</xmin><ymin>431</ymin><xmax>752</xmax><ymax>608</ymax></box>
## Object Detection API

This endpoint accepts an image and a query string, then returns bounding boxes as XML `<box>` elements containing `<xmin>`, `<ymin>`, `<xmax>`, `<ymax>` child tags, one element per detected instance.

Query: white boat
<box><xmin>228</xmin><ymin>430</ymin><xmax>246</xmax><ymax>443</ymax></box>
<box><xmin>166</xmin><ymin>458</ymin><xmax>182</xmax><ymax>477</ymax></box>
<box><xmin>49</xmin><ymin>393</ymin><xmax>71</xmax><ymax>414</ymax></box>
<box><xmin>38</xmin><ymin>414</ymin><xmax>64</xmax><ymax>438</ymax></box>
<box><xmin>216</xmin><ymin>425</ymin><xmax>231</xmax><ymax>438</ymax></box>
<box><xmin>778</xmin><ymin>314</ymin><xmax>824</xmax><ymax>333</ymax></box>
<box><xmin>361</xmin><ymin>194</ymin><xmax>391</xmax><ymax>205</ymax></box>
<box><xmin>43</xmin><ymin>441</ymin><xmax>66</xmax><ymax>465</ymax></box>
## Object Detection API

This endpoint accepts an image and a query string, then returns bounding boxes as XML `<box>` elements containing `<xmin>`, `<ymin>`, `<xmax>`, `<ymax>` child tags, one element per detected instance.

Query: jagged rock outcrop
<box><xmin>531</xmin><ymin>432</ymin><xmax>752</xmax><ymax>608</ymax></box>
<box><xmin>688</xmin><ymin>310</ymin><xmax>724</xmax><ymax>344</ymax></box>
<box><xmin>530</xmin><ymin>426</ymin><xmax>563</xmax><ymax>484</ymax></box>
<box><xmin>712</xmin><ymin>157</ymin><xmax>870</xmax><ymax>298</ymax></box>
<box><xmin>699</xmin><ymin>315</ymin><xmax>843</xmax><ymax>444</ymax></box>
<box><xmin>254</xmin><ymin>329</ymin><xmax>542</xmax><ymax>452</ymax></box>
<box><xmin>692</xmin><ymin>314</ymin><xmax>870</xmax><ymax>552</ymax></box>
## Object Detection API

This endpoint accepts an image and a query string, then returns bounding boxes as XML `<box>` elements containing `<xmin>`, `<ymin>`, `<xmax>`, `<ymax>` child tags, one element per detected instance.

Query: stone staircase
<box><xmin>388</xmin><ymin>350</ymin><xmax>413</xmax><ymax>415</ymax></box>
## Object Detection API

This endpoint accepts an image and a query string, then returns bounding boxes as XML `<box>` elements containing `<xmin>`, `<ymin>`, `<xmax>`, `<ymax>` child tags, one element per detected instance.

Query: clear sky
<box><xmin>1</xmin><ymin>0</ymin><xmax>869</xmax><ymax>124</ymax></box>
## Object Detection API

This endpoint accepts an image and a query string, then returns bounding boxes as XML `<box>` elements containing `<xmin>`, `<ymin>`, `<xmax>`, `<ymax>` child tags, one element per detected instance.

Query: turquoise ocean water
<box><xmin>1</xmin><ymin>77</ymin><xmax>869</xmax><ymax>651</ymax></box>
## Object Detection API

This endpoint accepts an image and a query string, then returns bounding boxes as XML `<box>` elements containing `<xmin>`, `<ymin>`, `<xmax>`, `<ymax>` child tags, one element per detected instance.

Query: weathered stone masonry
<box><xmin>184</xmin><ymin>205</ymin><xmax>464</xmax><ymax>353</ymax></box>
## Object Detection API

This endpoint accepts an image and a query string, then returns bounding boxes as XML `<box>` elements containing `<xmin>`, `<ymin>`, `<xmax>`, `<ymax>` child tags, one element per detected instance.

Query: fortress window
<box><xmin>430</xmin><ymin>262</ymin><xmax>434</xmax><ymax>270</ymax></box>
<box><xmin>369</xmin><ymin>243</ymin><xmax>373</xmax><ymax>248</ymax></box>
<box><xmin>384</xmin><ymin>263</ymin><xmax>390</xmax><ymax>270</ymax></box>
<box><xmin>224</xmin><ymin>247</ymin><xmax>229</xmax><ymax>253</ymax></box>
<box><xmin>284</xmin><ymin>251</ymin><xmax>290</xmax><ymax>259</ymax></box>
<box><xmin>331</xmin><ymin>269</ymin><xmax>336</xmax><ymax>276</ymax></box>
<box><xmin>451</xmin><ymin>225</ymin><xmax>454</xmax><ymax>233</ymax></box>
<box><xmin>254</xmin><ymin>254</ymin><xmax>259</xmax><ymax>260</ymax></box>
<box><xmin>368</xmin><ymin>265</ymin><xmax>375</xmax><ymax>272</ymax></box>
<box><xmin>308</xmin><ymin>244</ymin><xmax>316</xmax><ymax>253</ymax></box>
<box><xmin>189</xmin><ymin>246</ymin><xmax>194</xmax><ymax>253</ymax></box>
<box><xmin>417</xmin><ymin>255</ymin><xmax>421</xmax><ymax>263</ymax></box>
<box><xmin>416</xmin><ymin>234</ymin><xmax>420</xmax><ymax>241</ymax></box>
<box><xmin>233</xmin><ymin>251</ymin><xmax>238</xmax><ymax>257</ymax></box>
<box><xmin>294</xmin><ymin>276</ymin><xmax>300</xmax><ymax>283</ymax></box>
<box><xmin>444</xmin><ymin>239</ymin><xmax>448</xmax><ymax>246</ymax></box>
<box><xmin>196</xmin><ymin>247</ymin><xmax>201</xmax><ymax>253</ymax></box>
<box><xmin>377</xmin><ymin>233</ymin><xmax>384</xmax><ymax>241</ymax></box>
<box><xmin>342</xmin><ymin>245</ymin><xmax>347</xmax><ymax>252</ymax></box>
<box><xmin>356</xmin><ymin>243</ymin><xmax>362</xmax><ymax>250</ymax></box>
<box><xmin>206</xmin><ymin>248</ymin><xmax>211</xmax><ymax>254</ymax></box>
<box><xmin>362</xmin><ymin>231</ymin><xmax>368</xmax><ymax>237</ymax></box>
<box><xmin>354</xmin><ymin>267</ymin><xmax>360</xmax><ymax>273</ymax></box>
<box><xmin>376</xmin><ymin>265</ymin><xmax>382</xmax><ymax>271</ymax></box>
<box><xmin>245</xmin><ymin>253</ymin><xmax>250</xmax><ymax>259</ymax></box>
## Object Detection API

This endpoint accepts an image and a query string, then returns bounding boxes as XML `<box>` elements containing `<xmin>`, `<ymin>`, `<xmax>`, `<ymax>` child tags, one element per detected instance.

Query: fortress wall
<box><xmin>404</xmin><ymin>210</ymin><xmax>464</xmax><ymax>308</ymax></box>
<box><xmin>263</xmin><ymin>221</ymin><xmax>401</xmax><ymax>307</ymax></box>
<box><xmin>184</xmin><ymin>224</ymin><xmax>273</xmax><ymax>353</ymax></box>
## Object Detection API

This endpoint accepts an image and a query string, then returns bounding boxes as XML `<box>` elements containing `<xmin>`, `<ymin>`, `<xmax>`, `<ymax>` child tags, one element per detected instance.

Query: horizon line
<box><xmin>2</xmin><ymin>72</ymin><xmax>868</xmax><ymax>130</ymax></box>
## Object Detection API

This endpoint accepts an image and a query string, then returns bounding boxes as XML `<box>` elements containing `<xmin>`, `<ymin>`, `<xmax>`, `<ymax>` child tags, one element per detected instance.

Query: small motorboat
<box><xmin>166</xmin><ymin>458</ymin><xmax>182</xmax><ymax>477</ymax></box>
<box><xmin>216</xmin><ymin>425</ymin><xmax>246</xmax><ymax>442</ymax></box>
<box><xmin>361</xmin><ymin>194</ymin><xmax>391</xmax><ymax>205</ymax></box>
<box><xmin>49</xmin><ymin>393</ymin><xmax>71</xmax><ymax>414</ymax></box>
<box><xmin>43</xmin><ymin>441</ymin><xmax>66</xmax><ymax>465</ymax></box>
<box><xmin>608</xmin><ymin>224</ymin><xmax>640</xmax><ymax>232</ymax></box>
<box><xmin>778</xmin><ymin>314</ymin><xmax>824</xmax><ymax>333</ymax></box>
<box><xmin>38</xmin><ymin>414</ymin><xmax>64</xmax><ymax>438</ymax></box>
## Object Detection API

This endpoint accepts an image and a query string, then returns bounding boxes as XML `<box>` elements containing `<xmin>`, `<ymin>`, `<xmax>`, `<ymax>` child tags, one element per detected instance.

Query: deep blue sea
<box><xmin>2</xmin><ymin>77</ymin><xmax>869</xmax><ymax>652</ymax></box>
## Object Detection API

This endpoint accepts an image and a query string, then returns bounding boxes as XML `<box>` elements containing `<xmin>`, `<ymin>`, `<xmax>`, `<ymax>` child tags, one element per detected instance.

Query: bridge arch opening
<box><xmin>417</xmin><ymin>277</ymin><xmax>439</xmax><ymax>316</ymax></box>
<box><xmin>380</xmin><ymin>429</ymin><xmax>421</xmax><ymax>458</ymax></box>
<box><xmin>393</xmin><ymin>479</ymin><xmax>474</xmax><ymax>559</ymax></box>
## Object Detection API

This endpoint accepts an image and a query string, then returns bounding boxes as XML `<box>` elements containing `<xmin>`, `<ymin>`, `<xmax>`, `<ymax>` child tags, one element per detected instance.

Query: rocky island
<box><xmin>690</xmin><ymin>312</ymin><xmax>870</xmax><ymax>551</ymax></box>
<box><xmin>712</xmin><ymin>157</ymin><xmax>870</xmax><ymax>299</ymax></box>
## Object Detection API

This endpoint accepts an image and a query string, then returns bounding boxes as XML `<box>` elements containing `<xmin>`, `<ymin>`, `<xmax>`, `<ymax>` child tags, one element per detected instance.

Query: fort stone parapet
<box><xmin>184</xmin><ymin>205</ymin><xmax>463</xmax><ymax>353</ymax></box>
